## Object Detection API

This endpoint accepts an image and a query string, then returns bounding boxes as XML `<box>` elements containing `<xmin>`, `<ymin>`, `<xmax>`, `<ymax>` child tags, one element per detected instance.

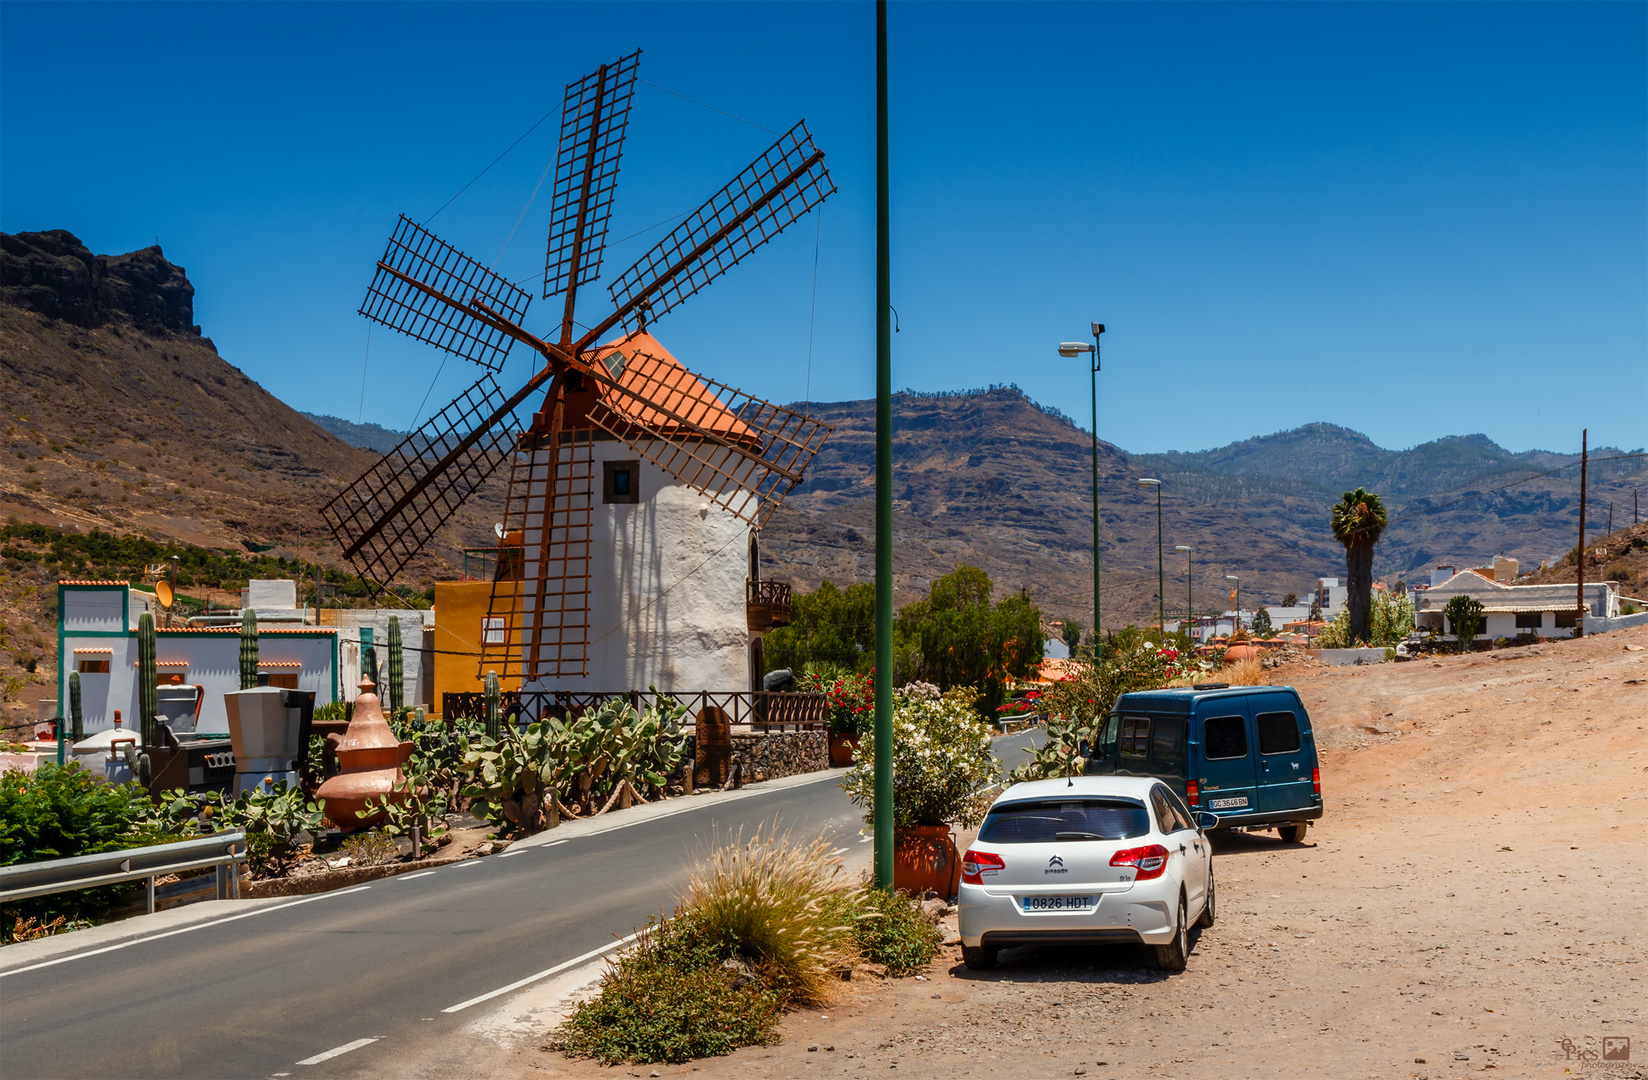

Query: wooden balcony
<box><xmin>746</xmin><ymin>579</ymin><xmax>792</xmax><ymax>633</ymax></box>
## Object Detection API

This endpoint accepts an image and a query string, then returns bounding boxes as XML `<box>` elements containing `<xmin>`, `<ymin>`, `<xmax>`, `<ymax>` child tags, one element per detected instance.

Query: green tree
<box><xmin>893</xmin><ymin>566</ymin><xmax>1045</xmax><ymax>715</ymax></box>
<box><xmin>1330</xmin><ymin>488</ymin><xmax>1389</xmax><ymax>645</ymax></box>
<box><xmin>1250</xmin><ymin>607</ymin><xmax>1273</xmax><ymax>637</ymax></box>
<box><xmin>1281</xmin><ymin>592</ymin><xmax>1298</xmax><ymax>607</ymax></box>
<box><xmin>762</xmin><ymin>580</ymin><xmax>877</xmax><ymax>675</ymax></box>
<box><xmin>1061</xmin><ymin>620</ymin><xmax>1082</xmax><ymax>652</ymax></box>
<box><xmin>1443</xmin><ymin>594</ymin><xmax>1484</xmax><ymax>654</ymax></box>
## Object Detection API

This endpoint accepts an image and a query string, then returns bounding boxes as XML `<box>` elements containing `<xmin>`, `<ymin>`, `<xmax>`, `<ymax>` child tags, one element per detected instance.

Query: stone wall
<box><xmin>729</xmin><ymin>730</ymin><xmax>830</xmax><ymax>784</ymax></box>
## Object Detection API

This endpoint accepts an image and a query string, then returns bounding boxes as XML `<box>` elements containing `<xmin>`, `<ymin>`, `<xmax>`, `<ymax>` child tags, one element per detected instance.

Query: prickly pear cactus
<box><xmin>68</xmin><ymin>670</ymin><xmax>83</xmax><ymax>742</ymax></box>
<box><xmin>138</xmin><ymin>612</ymin><xmax>158</xmax><ymax>749</ymax></box>
<box><xmin>484</xmin><ymin>670</ymin><xmax>501</xmax><ymax>740</ymax></box>
<box><xmin>387</xmin><ymin>615</ymin><xmax>404</xmax><ymax>712</ymax></box>
<box><xmin>239</xmin><ymin>608</ymin><xmax>259</xmax><ymax>690</ymax></box>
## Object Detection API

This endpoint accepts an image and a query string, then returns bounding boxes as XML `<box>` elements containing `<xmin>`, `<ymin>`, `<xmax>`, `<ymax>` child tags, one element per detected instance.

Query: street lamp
<box><xmin>1225</xmin><ymin>574</ymin><xmax>1241</xmax><ymax>634</ymax></box>
<box><xmin>1139</xmin><ymin>478</ymin><xmax>1163</xmax><ymax>636</ymax></box>
<box><xmin>1175</xmin><ymin>545</ymin><xmax>1192</xmax><ymax>642</ymax></box>
<box><xmin>1059</xmin><ymin>322</ymin><xmax>1105</xmax><ymax>656</ymax></box>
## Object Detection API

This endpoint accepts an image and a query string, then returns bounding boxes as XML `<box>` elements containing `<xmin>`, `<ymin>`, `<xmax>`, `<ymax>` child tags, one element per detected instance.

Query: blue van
<box><xmin>1082</xmin><ymin>684</ymin><xmax>1322</xmax><ymax>842</ymax></box>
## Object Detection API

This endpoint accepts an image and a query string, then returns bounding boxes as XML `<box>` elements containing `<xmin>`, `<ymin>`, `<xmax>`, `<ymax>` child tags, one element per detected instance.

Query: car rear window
<box><xmin>978</xmin><ymin>799</ymin><xmax>1151</xmax><ymax>843</ymax></box>
<box><xmin>1256</xmin><ymin>711</ymin><xmax>1302</xmax><ymax>754</ymax></box>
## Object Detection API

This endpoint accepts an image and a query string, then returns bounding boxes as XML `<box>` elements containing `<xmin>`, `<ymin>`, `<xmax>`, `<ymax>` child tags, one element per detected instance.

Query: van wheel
<box><xmin>962</xmin><ymin>945</ymin><xmax>998</xmax><ymax>970</ymax></box>
<box><xmin>1279</xmin><ymin>823</ymin><xmax>1308</xmax><ymax>844</ymax></box>
<box><xmin>1196</xmin><ymin>867</ymin><xmax>1216</xmax><ymax>928</ymax></box>
<box><xmin>1153</xmin><ymin>896</ymin><xmax>1189</xmax><ymax>972</ymax></box>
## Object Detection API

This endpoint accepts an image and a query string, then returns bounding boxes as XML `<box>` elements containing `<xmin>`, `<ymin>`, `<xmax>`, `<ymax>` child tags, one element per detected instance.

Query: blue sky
<box><xmin>3</xmin><ymin>1</ymin><xmax>1643</xmax><ymax>456</ymax></box>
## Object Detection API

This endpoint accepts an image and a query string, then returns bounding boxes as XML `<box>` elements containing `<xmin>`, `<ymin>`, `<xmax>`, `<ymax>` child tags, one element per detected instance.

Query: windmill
<box><xmin>322</xmin><ymin>49</ymin><xmax>835</xmax><ymax>688</ymax></box>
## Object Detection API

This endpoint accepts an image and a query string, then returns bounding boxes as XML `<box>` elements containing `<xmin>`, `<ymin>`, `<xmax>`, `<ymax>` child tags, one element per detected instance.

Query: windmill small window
<box><xmin>604</xmin><ymin>460</ymin><xmax>640</xmax><ymax>504</ymax></box>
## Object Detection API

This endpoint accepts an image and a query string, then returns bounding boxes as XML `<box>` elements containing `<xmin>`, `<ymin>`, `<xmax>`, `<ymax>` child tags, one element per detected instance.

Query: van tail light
<box><xmin>1109</xmin><ymin>844</ymin><xmax>1170</xmax><ymax>881</ymax></box>
<box><xmin>961</xmin><ymin>849</ymin><xmax>1005</xmax><ymax>885</ymax></box>
<box><xmin>1186</xmin><ymin>780</ymin><xmax>1200</xmax><ymax>808</ymax></box>
<box><xmin>1311</xmin><ymin>768</ymin><xmax>1321</xmax><ymax>796</ymax></box>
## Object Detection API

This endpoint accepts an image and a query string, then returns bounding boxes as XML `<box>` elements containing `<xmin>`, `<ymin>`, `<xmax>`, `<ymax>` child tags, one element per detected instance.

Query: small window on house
<box><xmin>1515</xmin><ymin>611</ymin><xmax>1542</xmax><ymax>629</ymax></box>
<box><xmin>603</xmin><ymin>460</ymin><xmax>640</xmax><ymax>504</ymax></box>
<box><xmin>77</xmin><ymin>659</ymin><xmax>110</xmax><ymax>674</ymax></box>
<box><xmin>482</xmin><ymin>617</ymin><xmax>506</xmax><ymax>645</ymax></box>
<box><xmin>1554</xmin><ymin>611</ymin><xmax>1579</xmax><ymax>628</ymax></box>
<box><xmin>264</xmin><ymin>673</ymin><xmax>299</xmax><ymax>690</ymax></box>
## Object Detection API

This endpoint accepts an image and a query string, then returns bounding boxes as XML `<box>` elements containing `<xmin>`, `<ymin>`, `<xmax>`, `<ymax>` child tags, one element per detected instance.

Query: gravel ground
<box><xmin>523</xmin><ymin>626</ymin><xmax>1647</xmax><ymax>1080</ymax></box>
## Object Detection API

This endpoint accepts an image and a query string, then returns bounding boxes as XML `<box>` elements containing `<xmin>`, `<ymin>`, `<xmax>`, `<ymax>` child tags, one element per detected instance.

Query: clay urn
<box><xmin>315</xmin><ymin>678</ymin><xmax>412</xmax><ymax>833</ymax></box>
<box><xmin>1224</xmin><ymin>643</ymin><xmax>1262</xmax><ymax>665</ymax></box>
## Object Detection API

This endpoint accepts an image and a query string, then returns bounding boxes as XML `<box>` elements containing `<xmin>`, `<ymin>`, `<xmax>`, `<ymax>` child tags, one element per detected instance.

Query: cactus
<box><xmin>239</xmin><ymin>608</ymin><xmax>259</xmax><ymax>690</ymax></box>
<box><xmin>137</xmin><ymin>612</ymin><xmax>158</xmax><ymax>749</ymax></box>
<box><xmin>68</xmin><ymin>670</ymin><xmax>83</xmax><ymax>742</ymax></box>
<box><xmin>386</xmin><ymin>616</ymin><xmax>404</xmax><ymax>712</ymax></box>
<box><xmin>484</xmin><ymin>670</ymin><xmax>501</xmax><ymax>740</ymax></box>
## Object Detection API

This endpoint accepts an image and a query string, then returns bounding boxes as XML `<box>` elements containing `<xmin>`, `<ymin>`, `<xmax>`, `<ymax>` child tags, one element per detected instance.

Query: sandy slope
<box><xmin>520</xmin><ymin>627</ymin><xmax>1646</xmax><ymax>1080</ymax></box>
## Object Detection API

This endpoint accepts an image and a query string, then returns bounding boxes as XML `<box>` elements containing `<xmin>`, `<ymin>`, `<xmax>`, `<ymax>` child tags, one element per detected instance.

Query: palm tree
<box><xmin>1330</xmin><ymin>487</ymin><xmax>1389</xmax><ymax>645</ymax></box>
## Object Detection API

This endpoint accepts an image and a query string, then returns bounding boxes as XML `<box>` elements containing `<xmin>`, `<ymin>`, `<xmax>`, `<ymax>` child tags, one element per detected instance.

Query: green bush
<box><xmin>841</xmin><ymin>687</ymin><xmax>1000</xmax><ymax>829</ymax></box>
<box><xmin>842</xmin><ymin>887</ymin><xmax>941</xmax><ymax>976</ymax></box>
<box><xmin>551</xmin><ymin>916</ymin><xmax>780</xmax><ymax>1065</ymax></box>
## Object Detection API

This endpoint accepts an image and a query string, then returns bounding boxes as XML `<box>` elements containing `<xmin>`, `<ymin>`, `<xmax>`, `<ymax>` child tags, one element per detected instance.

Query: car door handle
<box><xmin>1178</xmin><ymin>843</ymin><xmax>1187</xmax><ymax>854</ymax></box>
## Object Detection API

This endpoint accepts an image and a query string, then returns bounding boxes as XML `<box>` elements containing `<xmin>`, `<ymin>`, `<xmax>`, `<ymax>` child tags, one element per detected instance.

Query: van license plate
<box><xmin>1209</xmin><ymin>796</ymin><xmax>1248</xmax><ymax>809</ymax></box>
<box><xmin>1021</xmin><ymin>896</ymin><xmax>1096</xmax><ymax>912</ymax></box>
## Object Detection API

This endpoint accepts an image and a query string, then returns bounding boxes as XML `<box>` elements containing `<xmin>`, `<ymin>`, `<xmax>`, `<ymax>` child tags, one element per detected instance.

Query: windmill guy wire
<box><xmin>640</xmin><ymin>79</ymin><xmax>778</xmax><ymax>134</ymax></box>
<box><xmin>424</xmin><ymin>103</ymin><xmax>560</xmax><ymax>226</ymax></box>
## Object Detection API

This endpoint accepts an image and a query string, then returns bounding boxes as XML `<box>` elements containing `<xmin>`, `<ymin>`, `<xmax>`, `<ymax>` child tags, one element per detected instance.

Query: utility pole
<box><xmin>1576</xmin><ymin>429</ymin><xmax>1587</xmax><ymax>637</ymax></box>
<box><xmin>872</xmin><ymin>0</ymin><xmax>894</xmax><ymax>892</ymax></box>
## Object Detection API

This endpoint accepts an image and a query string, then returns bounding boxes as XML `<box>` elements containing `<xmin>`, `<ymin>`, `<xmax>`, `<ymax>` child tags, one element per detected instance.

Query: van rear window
<box><xmin>1203</xmin><ymin>715</ymin><xmax>1249</xmax><ymax>760</ymax></box>
<box><xmin>1256</xmin><ymin>711</ymin><xmax>1302</xmax><ymax>754</ymax></box>
<box><xmin>978</xmin><ymin>799</ymin><xmax>1151</xmax><ymax>843</ymax></box>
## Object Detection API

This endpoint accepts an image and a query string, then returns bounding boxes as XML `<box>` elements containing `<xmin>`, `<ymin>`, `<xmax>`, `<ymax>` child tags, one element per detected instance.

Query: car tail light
<box><xmin>1312</xmin><ymin>767</ymin><xmax>1321</xmax><ymax>796</ymax></box>
<box><xmin>961</xmin><ymin>849</ymin><xmax>1004</xmax><ymax>885</ymax></box>
<box><xmin>1186</xmin><ymin>780</ymin><xmax>1200</xmax><ymax>807</ymax></box>
<box><xmin>1109</xmin><ymin>845</ymin><xmax>1170</xmax><ymax>881</ymax></box>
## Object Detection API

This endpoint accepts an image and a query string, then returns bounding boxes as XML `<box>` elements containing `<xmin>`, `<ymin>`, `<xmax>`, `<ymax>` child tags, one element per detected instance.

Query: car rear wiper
<box><xmin>1053</xmin><ymin>831</ymin><xmax>1106</xmax><ymax>841</ymax></box>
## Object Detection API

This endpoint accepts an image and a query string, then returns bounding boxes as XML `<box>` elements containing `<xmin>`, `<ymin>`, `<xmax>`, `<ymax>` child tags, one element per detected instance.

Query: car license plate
<box><xmin>1209</xmin><ymin>796</ymin><xmax>1248</xmax><ymax>809</ymax></box>
<box><xmin>1021</xmin><ymin>895</ymin><xmax>1096</xmax><ymax>912</ymax></box>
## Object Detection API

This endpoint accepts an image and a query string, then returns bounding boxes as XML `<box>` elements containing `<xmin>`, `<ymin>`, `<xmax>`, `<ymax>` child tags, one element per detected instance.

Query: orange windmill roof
<box><xmin>579</xmin><ymin>332</ymin><xmax>761</xmax><ymax>449</ymax></box>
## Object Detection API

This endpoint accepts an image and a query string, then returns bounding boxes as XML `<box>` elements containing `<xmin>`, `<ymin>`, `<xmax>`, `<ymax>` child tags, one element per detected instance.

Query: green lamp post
<box><xmin>1058</xmin><ymin>323</ymin><xmax>1105</xmax><ymax>657</ymax></box>
<box><xmin>1139</xmin><ymin>478</ymin><xmax>1163</xmax><ymax>636</ymax></box>
<box><xmin>1175</xmin><ymin>545</ymin><xmax>1193</xmax><ymax>643</ymax></box>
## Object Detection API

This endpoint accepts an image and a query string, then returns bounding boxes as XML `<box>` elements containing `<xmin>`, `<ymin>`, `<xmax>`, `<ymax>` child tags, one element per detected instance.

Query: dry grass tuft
<box><xmin>1222</xmin><ymin>657</ymin><xmax>1268</xmax><ymax>685</ymax></box>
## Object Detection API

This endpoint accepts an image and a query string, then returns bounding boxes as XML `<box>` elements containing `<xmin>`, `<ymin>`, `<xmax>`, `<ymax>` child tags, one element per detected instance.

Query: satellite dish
<box><xmin>494</xmin><ymin>522</ymin><xmax>506</xmax><ymax>539</ymax></box>
<box><xmin>155</xmin><ymin>580</ymin><xmax>174</xmax><ymax>609</ymax></box>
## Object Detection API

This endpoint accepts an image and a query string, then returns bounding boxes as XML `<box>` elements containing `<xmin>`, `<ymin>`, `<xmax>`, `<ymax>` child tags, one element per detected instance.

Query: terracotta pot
<box><xmin>1224</xmin><ymin>643</ymin><xmax>1261</xmax><ymax>665</ymax></box>
<box><xmin>893</xmin><ymin>824</ymin><xmax>961</xmax><ymax>898</ymax></box>
<box><xmin>828</xmin><ymin>733</ymin><xmax>860</xmax><ymax>767</ymax></box>
<box><xmin>315</xmin><ymin>678</ymin><xmax>412</xmax><ymax>832</ymax></box>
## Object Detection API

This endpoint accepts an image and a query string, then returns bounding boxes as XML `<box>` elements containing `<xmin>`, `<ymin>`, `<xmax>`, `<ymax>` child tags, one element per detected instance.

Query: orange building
<box><xmin>432</xmin><ymin>578</ymin><xmax>521</xmax><ymax>709</ymax></box>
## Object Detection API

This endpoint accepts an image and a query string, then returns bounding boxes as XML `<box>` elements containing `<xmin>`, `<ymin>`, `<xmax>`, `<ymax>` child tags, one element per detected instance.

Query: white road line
<box><xmin>442</xmin><ymin>929</ymin><xmax>644</xmax><ymax>1014</ymax></box>
<box><xmin>542</xmin><ymin>839</ymin><xmax>569</xmax><ymax>847</ymax></box>
<box><xmin>296</xmin><ymin>1037</ymin><xmax>382</xmax><ymax>1065</ymax></box>
<box><xmin>395</xmin><ymin>871</ymin><xmax>438</xmax><ymax>882</ymax></box>
<box><xmin>0</xmin><ymin>886</ymin><xmax>375</xmax><ymax>979</ymax></box>
<box><xmin>446</xmin><ymin>858</ymin><xmax>483</xmax><ymax>868</ymax></box>
<box><xmin>497</xmin><ymin>850</ymin><xmax>526</xmax><ymax>858</ymax></box>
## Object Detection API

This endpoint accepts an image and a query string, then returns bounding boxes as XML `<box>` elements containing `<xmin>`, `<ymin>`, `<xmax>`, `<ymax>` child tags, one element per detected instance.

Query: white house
<box><xmin>57</xmin><ymin>581</ymin><xmax>341</xmax><ymax>736</ymax></box>
<box><xmin>1413</xmin><ymin>570</ymin><xmax>1622</xmax><ymax>642</ymax></box>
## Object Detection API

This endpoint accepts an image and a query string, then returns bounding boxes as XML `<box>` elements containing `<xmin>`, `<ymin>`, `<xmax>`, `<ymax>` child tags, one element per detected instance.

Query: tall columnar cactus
<box><xmin>137</xmin><ymin>612</ymin><xmax>158</xmax><ymax>749</ymax></box>
<box><xmin>68</xmin><ymin>671</ymin><xmax>84</xmax><ymax>742</ymax></box>
<box><xmin>386</xmin><ymin>616</ymin><xmax>404</xmax><ymax>712</ymax></box>
<box><xmin>239</xmin><ymin>608</ymin><xmax>259</xmax><ymax>690</ymax></box>
<box><xmin>484</xmin><ymin>670</ymin><xmax>501</xmax><ymax>740</ymax></box>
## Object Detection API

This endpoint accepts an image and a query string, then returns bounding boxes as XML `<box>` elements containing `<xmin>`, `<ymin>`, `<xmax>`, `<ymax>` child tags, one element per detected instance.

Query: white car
<box><xmin>958</xmin><ymin>775</ymin><xmax>1215</xmax><ymax>972</ymax></box>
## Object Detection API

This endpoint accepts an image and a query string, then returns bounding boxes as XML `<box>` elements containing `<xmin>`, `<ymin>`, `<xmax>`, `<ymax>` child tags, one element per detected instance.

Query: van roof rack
<box><xmin>1192</xmin><ymin>682</ymin><xmax>1231</xmax><ymax>690</ymax></box>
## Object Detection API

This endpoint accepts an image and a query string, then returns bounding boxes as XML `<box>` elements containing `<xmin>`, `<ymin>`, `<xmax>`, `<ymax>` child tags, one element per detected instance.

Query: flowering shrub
<box><xmin>996</xmin><ymin>688</ymin><xmax>1042</xmax><ymax>718</ymax></box>
<box><xmin>840</xmin><ymin>687</ymin><xmax>1000</xmax><ymax>829</ymax></box>
<box><xmin>800</xmin><ymin>670</ymin><xmax>875</xmax><ymax>738</ymax></box>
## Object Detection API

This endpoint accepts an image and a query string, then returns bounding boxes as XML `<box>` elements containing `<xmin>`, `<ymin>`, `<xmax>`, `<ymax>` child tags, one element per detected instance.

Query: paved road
<box><xmin>1</xmin><ymin>731</ymin><xmax>1041</xmax><ymax>1079</ymax></box>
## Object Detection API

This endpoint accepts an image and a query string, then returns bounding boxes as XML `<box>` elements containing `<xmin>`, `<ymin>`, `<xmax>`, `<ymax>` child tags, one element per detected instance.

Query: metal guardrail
<box><xmin>0</xmin><ymin>830</ymin><xmax>246</xmax><ymax>914</ymax></box>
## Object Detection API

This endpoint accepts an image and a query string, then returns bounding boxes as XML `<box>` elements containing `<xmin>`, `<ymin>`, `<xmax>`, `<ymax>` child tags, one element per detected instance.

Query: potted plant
<box><xmin>808</xmin><ymin>670</ymin><xmax>874</xmax><ymax>766</ymax></box>
<box><xmin>841</xmin><ymin>686</ymin><xmax>1000</xmax><ymax>897</ymax></box>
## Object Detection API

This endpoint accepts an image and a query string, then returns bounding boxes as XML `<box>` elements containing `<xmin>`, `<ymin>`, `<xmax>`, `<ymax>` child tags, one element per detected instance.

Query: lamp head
<box><xmin>1092</xmin><ymin>322</ymin><xmax>1105</xmax><ymax>337</ymax></box>
<box><xmin>1058</xmin><ymin>342</ymin><xmax>1094</xmax><ymax>357</ymax></box>
<box><xmin>1138</xmin><ymin>478</ymin><xmax>1160</xmax><ymax>489</ymax></box>
<box><xmin>1225</xmin><ymin>574</ymin><xmax>1240</xmax><ymax>582</ymax></box>
<box><xmin>1175</xmin><ymin>545</ymin><xmax>1192</xmax><ymax>553</ymax></box>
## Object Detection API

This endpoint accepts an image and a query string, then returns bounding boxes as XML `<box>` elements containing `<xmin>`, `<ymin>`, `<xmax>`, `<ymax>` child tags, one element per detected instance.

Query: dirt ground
<box><xmin>515</xmin><ymin>626</ymin><xmax>1646</xmax><ymax>1080</ymax></box>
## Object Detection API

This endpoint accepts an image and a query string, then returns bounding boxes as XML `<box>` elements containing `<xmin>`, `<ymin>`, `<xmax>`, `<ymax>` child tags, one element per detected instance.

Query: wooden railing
<box><xmin>746</xmin><ymin>579</ymin><xmax>792</xmax><ymax>632</ymax></box>
<box><xmin>440</xmin><ymin>688</ymin><xmax>828</xmax><ymax>732</ymax></box>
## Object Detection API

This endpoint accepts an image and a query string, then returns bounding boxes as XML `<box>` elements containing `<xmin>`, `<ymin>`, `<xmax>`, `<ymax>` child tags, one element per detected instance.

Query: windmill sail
<box><xmin>322</xmin><ymin>375</ymin><xmax>519</xmax><ymax>586</ymax></box>
<box><xmin>591</xmin><ymin>121</ymin><xmax>834</xmax><ymax>343</ymax></box>
<box><xmin>577</xmin><ymin>339</ymin><xmax>830</xmax><ymax>527</ymax></box>
<box><xmin>543</xmin><ymin>49</ymin><xmax>641</xmax><ymax>304</ymax></box>
<box><xmin>361</xmin><ymin>216</ymin><xmax>532</xmax><ymax>373</ymax></box>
